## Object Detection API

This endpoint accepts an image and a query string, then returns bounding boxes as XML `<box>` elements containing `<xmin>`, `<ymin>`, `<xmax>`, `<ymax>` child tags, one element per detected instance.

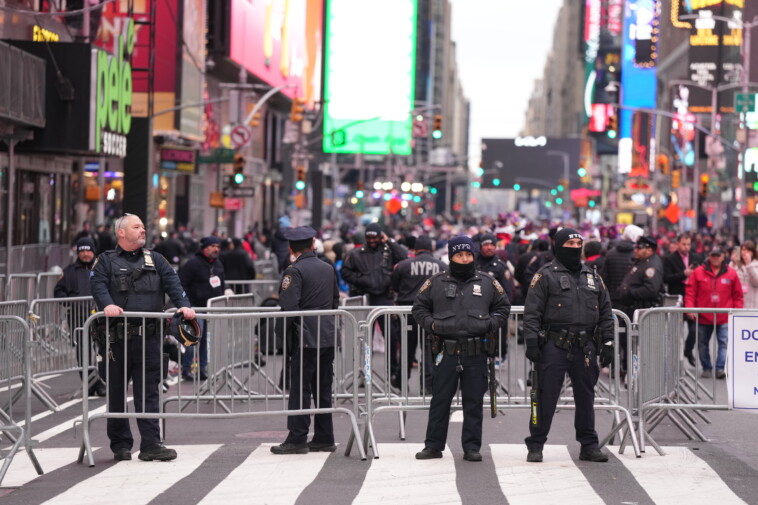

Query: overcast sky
<box><xmin>449</xmin><ymin>0</ymin><xmax>564</xmax><ymax>169</ymax></box>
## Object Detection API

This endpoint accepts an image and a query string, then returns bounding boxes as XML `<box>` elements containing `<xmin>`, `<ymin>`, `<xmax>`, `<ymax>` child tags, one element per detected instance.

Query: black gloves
<box><xmin>599</xmin><ymin>341</ymin><xmax>614</xmax><ymax>368</ymax></box>
<box><xmin>525</xmin><ymin>345</ymin><xmax>541</xmax><ymax>363</ymax></box>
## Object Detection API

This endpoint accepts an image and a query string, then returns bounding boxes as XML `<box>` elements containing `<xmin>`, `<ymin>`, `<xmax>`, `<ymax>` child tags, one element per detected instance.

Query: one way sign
<box><xmin>223</xmin><ymin>187</ymin><xmax>255</xmax><ymax>198</ymax></box>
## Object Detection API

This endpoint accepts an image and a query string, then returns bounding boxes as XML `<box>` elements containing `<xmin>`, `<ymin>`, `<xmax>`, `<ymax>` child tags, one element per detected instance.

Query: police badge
<box><xmin>281</xmin><ymin>274</ymin><xmax>293</xmax><ymax>291</ymax></box>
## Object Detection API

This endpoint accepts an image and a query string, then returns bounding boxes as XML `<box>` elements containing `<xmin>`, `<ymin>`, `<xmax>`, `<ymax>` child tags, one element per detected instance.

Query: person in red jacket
<box><xmin>684</xmin><ymin>247</ymin><xmax>744</xmax><ymax>379</ymax></box>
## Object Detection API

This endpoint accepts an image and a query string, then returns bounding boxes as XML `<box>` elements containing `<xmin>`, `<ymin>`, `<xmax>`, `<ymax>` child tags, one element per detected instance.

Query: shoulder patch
<box><xmin>493</xmin><ymin>280</ymin><xmax>504</xmax><ymax>295</ymax></box>
<box><xmin>281</xmin><ymin>274</ymin><xmax>293</xmax><ymax>291</ymax></box>
<box><xmin>645</xmin><ymin>267</ymin><xmax>656</xmax><ymax>279</ymax></box>
<box><xmin>419</xmin><ymin>279</ymin><xmax>432</xmax><ymax>294</ymax></box>
<box><xmin>530</xmin><ymin>273</ymin><xmax>542</xmax><ymax>289</ymax></box>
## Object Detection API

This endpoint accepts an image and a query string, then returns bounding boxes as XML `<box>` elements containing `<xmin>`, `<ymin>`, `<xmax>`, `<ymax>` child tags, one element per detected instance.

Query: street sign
<box><xmin>412</xmin><ymin>119</ymin><xmax>428</xmax><ymax>138</ymax></box>
<box><xmin>231</xmin><ymin>125</ymin><xmax>252</xmax><ymax>149</ymax></box>
<box><xmin>735</xmin><ymin>93</ymin><xmax>757</xmax><ymax>112</ymax></box>
<box><xmin>223</xmin><ymin>187</ymin><xmax>255</xmax><ymax>198</ymax></box>
<box><xmin>198</xmin><ymin>148</ymin><xmax>235</xmax><ymax>164</ymax></box>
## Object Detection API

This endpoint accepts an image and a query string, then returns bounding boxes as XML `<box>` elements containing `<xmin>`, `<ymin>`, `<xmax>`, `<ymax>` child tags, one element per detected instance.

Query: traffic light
<box><xmin>606</xmin><ymin>114</ymin><xmax>618</xmax><ymax>139</ymax></box>
<box><xmin>290</xmin><ymin>97</ymin><xmax>305</xmax><ymax>122</ymax></box>
<box><xmin>233</xmin><ymin>153</ymin><xmax>245</xmax><ymax>184</ymax></box>
<box><xmin>700</xmin><ymin>173</ymin><xmax>709</xmax><ymax>196</ymax></box>
<box><xmin>671</xmin><ymin>169</ymin><xmax>681</xmax><ymax>189</ymax></box>
<box><xmin>432</xmin><ymin>114</ymin><xmax>443</xmax><ymax>139</ymax></box>
<box><xmin>249</xmin><ymin>112</ymin><xmax>261</xmax><ymax>127</ymax></box>
<box><xmin>295</xmin><ymin>166</ymin><xmax>307</xmax><ymax>190</ymax></box>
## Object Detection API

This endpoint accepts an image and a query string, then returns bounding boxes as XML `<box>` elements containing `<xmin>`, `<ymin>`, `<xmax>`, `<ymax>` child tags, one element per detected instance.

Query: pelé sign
<box><xmin>89</xmin><ymin>18</ymin><xmax>134</xmax><ymax>158</ymax></box>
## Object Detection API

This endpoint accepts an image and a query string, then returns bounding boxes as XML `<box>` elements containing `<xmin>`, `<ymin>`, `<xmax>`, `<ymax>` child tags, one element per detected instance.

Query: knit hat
<box><xmin>448</xmin><ymin>235</ymin><xmax>474</xmax><ymax>260</ymax></box>
<box><xmin>200</xmin><ymin>236</ymin><xmax>222</xmax><ymax>249</ymax></box>
<box><xmin>583</xmin><ymin>241</ymin><xmax>602</xmax><ymax>257</ymax></box>
<box><xmin>621</xmin><ymin>224</ymin><xmax>644</xmax><ymax>243</ymax></box>
<box><xmin>479</xmin><ymin>233</ymin><xmax>496</xmax><ymax>245</ymax></box>
<box><xmin>365</xmin><ymin>223</ymin><xmax>383</xmax><ymax>237</ymax></box>
<box><xmin>553</xmin><ymin>228</ymin><xmax>583</xmax><ymax>249</ymax></box>
<box><xmin>76</xmin><ymin>237</ymin><xmax>96</xmax><ymax>252</ymax></box>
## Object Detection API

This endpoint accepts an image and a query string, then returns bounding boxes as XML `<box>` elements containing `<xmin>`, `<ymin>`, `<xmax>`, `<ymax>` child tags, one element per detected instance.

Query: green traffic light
<box><xmin>588</xmin><ymin>200</ymin><xmax>596</xmax><ymax>208</ymax></box>
<box><xmin>577</xmin><ymin>167</ymin><xmax>587</xmax><ymax>177</ymax></box>
<box><xmin>753</xmin><ymin>181</ymin><xmax>758</xmax><ymax>191</ymax></box>
<box><xmin>545</xmin><ymin>201</ymin><xmax>552</xmax><ymax>208</ymax></box>
<box><xmin>471</xmin><ymin>181</ymin><xmax>481</xmax><ymax>188</ymax></box>
<box><xmin>432</xmin><ymin>130</ymin><xmax>442</xmax><ymax>139</ymax></box>
<box><xmin>557</xmin><ymin>184</ymin><xmax>564</xmax><ymax>192</ymax></box>
<box><xmin>551</xmin><ymin>189</ymin><xmax>557</xmax><ymax>196</ymax></box>
<box><xmin>356</xmin><ymin>190</ymin><xmax>365</xmax><ymax>198</ymax></box>
<box><xmin>295</xmin><ymin>180</ymin><xmax>306</xmax><ymax>191</ymax></box>
<box><xmin>492</xmin><ymin>178</ymin><xmax>501</xmax><ymax>186</ymax></box>
<box><xmin>556</xmin><ymin>197</ymin><xmax>563</xmax><ymax>205</ymax></box>
<box><xmin>513</xmin><ymin>184</ymin><xmax>521</xmax><ymax>191</ymax></box>
<box><xmin>233</xmin><ymin>173</ymin><xmax>245</xmax><ymax>184</ymax></box>
<box><xmin>607</xmin><ymin>130</ymin><xmax>617</xmax><ymax>139</ymax></box>
<box><xmin>430</xmin><ymin>187</ymin><xmax>438</xmax><ymax>194</ymax></box>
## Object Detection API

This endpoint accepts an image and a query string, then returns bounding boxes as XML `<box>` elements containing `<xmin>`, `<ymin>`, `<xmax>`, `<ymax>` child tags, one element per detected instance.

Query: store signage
<box><xmin>91</xmin><ymin>18</ymin><xmax>134</xmax><ymax>158</ymax></box>
<box><xmin>32</xmin><ymin>25</ymin><xmax>60</xmax><ymax>42</ymax></box>
<box><xmin>160</xmin><ymin>147</ymin><xmax>197</xmax><ymax>173</ymax></box>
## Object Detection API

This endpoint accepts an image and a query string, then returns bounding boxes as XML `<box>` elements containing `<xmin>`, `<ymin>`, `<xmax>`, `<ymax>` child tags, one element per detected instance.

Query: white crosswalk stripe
<box><xmin>1</xmin><ymin>443</ymin><xmax>750</xmax><ymax>504</ymax></box>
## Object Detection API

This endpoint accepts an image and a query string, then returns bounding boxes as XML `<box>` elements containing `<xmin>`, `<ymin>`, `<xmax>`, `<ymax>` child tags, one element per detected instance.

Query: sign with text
<box><xmin>159</xmin><ymin>147</ymin><xmax>197</xmax><ymax>173</ymax></box>
<box><xmin>728</xmin><ymin>313</ymin><xmax>758</xmax><ymax>412</ymax></box>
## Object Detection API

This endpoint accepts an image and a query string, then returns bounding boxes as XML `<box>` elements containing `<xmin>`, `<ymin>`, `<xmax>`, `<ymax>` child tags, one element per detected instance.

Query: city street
<box><xmin>2</xmin><ymin>365</ymin><xmax>757</xmax><ymax>505</ymax></box>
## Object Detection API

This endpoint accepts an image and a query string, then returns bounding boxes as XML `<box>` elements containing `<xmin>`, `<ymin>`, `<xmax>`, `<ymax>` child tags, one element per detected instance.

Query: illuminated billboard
<box><xmin>322</xmin><ymin>0</ymin><xmax>417</xmax><ymax>155</ymax></box>
<box><xmin>229</xmin><ymin>0</ymin><xmax>323</xmax><ymax>106</ymax></box>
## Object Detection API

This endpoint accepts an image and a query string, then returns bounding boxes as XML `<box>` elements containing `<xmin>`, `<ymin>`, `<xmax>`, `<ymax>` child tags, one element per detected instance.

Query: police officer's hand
<box><xmin>104</xmin><ymin>304</ymin><xmax>124</xmax><ymax>317</ymax></box>
<box><xmin>177</xmin><ymin>307</ymin><xmax>196</xmax><ymax>320</ymax></box>
<box><xmin>525</xmin><ymin>345</ymin><xmax>540</xmax><ymax>363</ymax></box>
<box><xmin>599</xmin><ymin>341</ymin><xmax>614</xmax><ymax>368</ymax></box>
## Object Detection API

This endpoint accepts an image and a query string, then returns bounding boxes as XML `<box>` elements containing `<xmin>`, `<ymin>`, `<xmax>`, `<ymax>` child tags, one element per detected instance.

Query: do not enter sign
<box><xmin>231</xmin><ymin>125</ymin><xmax>252</xmax><ymax>149</ymax></box>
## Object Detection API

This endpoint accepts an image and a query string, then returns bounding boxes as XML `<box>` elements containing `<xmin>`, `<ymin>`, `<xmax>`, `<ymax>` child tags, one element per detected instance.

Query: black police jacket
<box><xmin>617</xmin><ymin>254</ymin><xmax>664</xmax><ymax>309</ymax></box>
<box><xmin>412</xmin><ymin>270</ymin><xmax>510</xmax><ymax>341</ymax></box>
<box><xmin>601</xmin><ymin>240</ymin><xmax>634</xmax><ymax>304</ymax></box>
<box><xmin>341</xmin><ymin>241</ymin><xmax>407</xmax><ymax>296</ymax></box>
<box><xmin>90</xmin><ymin>246</ymin><xmax>190</xmax><ymax>312</ymax></box>
<box><xmin>54</xmin><ymin>260</ymin><xmax>93</xmax><ymax>298</ymax></box>
<box><xmin>391</xmin><ymin>251</ymin><xmax>445</xmax><ymax>304</ymax></box>
<box><xmin>179</xmin><ymin>252</ymin><xmax>226</xmax><ymax>307</ymax></box>
<box><xmin>523</xmin><ymin>259</ymin><xmax>614</xmax><ymax>349</ymax></box>
<box><xmin>277</xmin><ymin>251</ymin><xmax>340</xmax><ymax>349</ymax></box>
<box><xmin>475</xmin><ymin>254</ymin><xmax>512</xmax><ymax>298</ymax></box>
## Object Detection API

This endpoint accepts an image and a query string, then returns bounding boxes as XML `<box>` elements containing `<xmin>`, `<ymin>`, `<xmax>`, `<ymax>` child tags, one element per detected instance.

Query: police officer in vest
<box><xmin>523</xmin><ymin>228</ymin><xmax>614</xmax><ymax>463</ymax></box>
<box><xmin>616</xmin><ymin>235</ymin><xmax>664</xmax><ymax>320</ymax></box>
<box><xmin>90</xmin><ymin>214</ymin><xmax>195</xmax><ymax>462</ymax></box>
<box><xmin>413</xmin><ymin>236</ymin><xmax>510</xmax><ymax>462</ymax></box>
<box><xmin>271</xmin><ymin>227</ymin><xmax>341</xmax><ymax>454</ymax></box>
<box><xmin>391</xmin><ymin>236</ymin><xmax>445</xmax><ymax>393</ymax></box>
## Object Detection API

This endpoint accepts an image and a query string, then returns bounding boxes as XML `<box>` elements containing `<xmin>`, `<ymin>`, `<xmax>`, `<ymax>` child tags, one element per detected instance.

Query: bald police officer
<box><xmin>523</xmin><ymin>228</ymin><xmax>614</xmax><ymax>463</ymax></box>
<box><xmin>90</xmin><ymin>214</ymin><xmax>195</xmax><ymax>462</ymax></box>
<box><xmin>413</xmin><ymin>236</ymin><xmax>510</xmax><ymax>462</ymax></box>
<box><xmin>271</xmin><ymin>227</ymin><xmax>341</xmax><ymax>455</ymax></box>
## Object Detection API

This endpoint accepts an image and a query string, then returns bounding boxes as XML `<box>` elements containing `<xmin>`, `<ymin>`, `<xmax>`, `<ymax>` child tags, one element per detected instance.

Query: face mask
<box><xmin>449</xmin><ymin>260</ymin><xmax>475</xmax><ymax>279</ymax></box>
<box><xmin>555</xmin><ymin>246</ymin><xmax>583</xmax><ymax>272</ymax></box>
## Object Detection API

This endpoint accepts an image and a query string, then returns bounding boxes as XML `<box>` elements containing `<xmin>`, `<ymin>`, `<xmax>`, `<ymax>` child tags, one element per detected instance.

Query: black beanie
<box><xmin>553</xmin><ymin>228</ymin><xmax>583</xmax><ymax>249</ymax></box>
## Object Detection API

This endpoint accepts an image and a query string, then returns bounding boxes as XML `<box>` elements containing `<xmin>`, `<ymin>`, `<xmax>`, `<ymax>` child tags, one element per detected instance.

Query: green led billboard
<box><xmin>322</xmin><ymin>0</ymin><xmax>417</xmax><ymax>155</ymax></box>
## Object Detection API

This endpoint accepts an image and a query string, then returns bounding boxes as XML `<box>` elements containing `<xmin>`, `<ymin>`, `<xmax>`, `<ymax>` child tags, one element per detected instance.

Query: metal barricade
<box><xmin>36</xmin><ymin>272</ymin><xmax>61</xmax><ymax>299</ymax></box>
<box><xmin>224</xmin><ymin>280</ymin><xmax>281</xmax><ymax>304</ymax></box>
<box><xmin>6</xmin><ymin>274</ymin><xmax>37</xmax><ymax>302</ymax></box>
<box><xmin>0</xmin><ymin>300</ymin><xmax>28</xmax><ymax>319</ymax></box>
<box><xmin>351</xmin><ymin>306</ymin><xmax>640</xmax><ymax>459</ymax></box>
<box><xmin>632</xmin><ymin>307</ymin><xmax>753</xmax><ymax>455</ymax></box>
<box><xmin>27</xmin><ymin>297</ymin><xmax>98</xmax><ymax>411</ymax></box>
<box><xmin>254</xmin><ymin>259</ymin><xmax>279</xmax><ymax>280</ymax></box>
<box><xmin>77</xmin><ymin>310</ymin><xmax>367</xmax><ymax>467</ymax></box>
<box><xmin>0</xmin><ymin>275</ymin><xmax>5</xmax><ymax>301</ymax></box>
<box><xmin>0</xmin><ymin>316</ymin><xmax>43</xmax><ymax>485</ymax></box>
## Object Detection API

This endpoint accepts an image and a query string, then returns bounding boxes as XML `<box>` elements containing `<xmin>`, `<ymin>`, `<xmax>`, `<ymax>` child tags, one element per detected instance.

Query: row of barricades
<box><xmin>0</xmin><ymin>302</ymin><xmax>747</xmax><ymax>481</ymax></box>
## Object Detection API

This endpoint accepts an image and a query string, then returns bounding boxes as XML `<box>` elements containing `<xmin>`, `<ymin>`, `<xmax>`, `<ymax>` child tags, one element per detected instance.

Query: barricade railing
<box><xmin>27</xmin><ymin>297</ymin><xmax>98</xmax><ymax>411</ymax></box>
<box><xmin>0</xmin><ymin>300</ymin><xmax>28</xmax><ymax>319</ymax></box>
<box><xmin>0</xmin><ymin>315</ymin><xmax>43</xmax><ymax>485</ymax></box>
<box><xmin>6</xmin><ymin>274</ymin><xmax>37</xmax><ymax>302</ymax></box>
<box><xmin>349</xmin><ymin>306</ymin><xmax>640</xmax><ymax>459</ymax></box>
<box><xmin>36</xmin><ymin>272</ymin><xmax>61</xmax><ymax>299</ymax></box>
<box><xmin>223</xmin><ymin>280</ymin><xmax>281</xmax><ymax>304</ymax></box>
<box><xmin>632</xmin><ymin>307</ymin><xmax>752</xmax><ymax>455</ymax></box>
<box><xmin>77</xmin><ymin>310</ymin><xmax>367</xmax><ymax>467</ymax></box>
<box><xmin>0</xmin><ymin>275</ymin><xmax>5</xmax><ymax>301</ymax></box>
<box><xmin>254</xmin><ymin>259</ymin><xmax>279</xmax><ymax>280</ymax></box>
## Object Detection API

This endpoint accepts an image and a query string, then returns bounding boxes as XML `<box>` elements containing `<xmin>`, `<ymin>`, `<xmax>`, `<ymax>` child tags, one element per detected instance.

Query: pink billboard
<box><xmin>230</xmin><ymin>0</ymin><xmax>322</xmax><ymax>106</ymax></box>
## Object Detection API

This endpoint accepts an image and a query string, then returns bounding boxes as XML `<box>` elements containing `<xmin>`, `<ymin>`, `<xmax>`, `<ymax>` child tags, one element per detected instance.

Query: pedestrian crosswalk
<box><xmin>0</xmin><ymin>443</ymin><xmax>750</xmax><ymax>504</ymax></box>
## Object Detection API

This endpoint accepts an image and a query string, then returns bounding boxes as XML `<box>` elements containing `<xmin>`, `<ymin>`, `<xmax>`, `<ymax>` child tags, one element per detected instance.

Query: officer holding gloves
<box><xmin>523</xmin><ymin>228</ymin><xmax>614</xmax><ymax>463</ymax></box>
<box><xmin>412</xmin><ymin>236</ymin><xmax>510</xmax><ymax>462</ymax></box>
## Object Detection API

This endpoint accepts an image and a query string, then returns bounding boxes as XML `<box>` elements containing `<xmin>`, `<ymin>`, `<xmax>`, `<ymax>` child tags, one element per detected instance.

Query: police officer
<box><xmin>271</xmin><ymin>227</ymin><xmax>341</xmax><ymax>455</ymax></box>
<box><xmin>342</xmin><ymin>223</ymin><xmax>407</xmax><ymax>380</ymax></box>
<box><xmin>523</xmin><ymin>228</ymin><xmax>614</xmax><ymax>463</ymax></box>
<box><xmin>391</xmin><ymin>236</ymin><xmax>445</xmax><ymax>392</ymax></box>
<box><xmin>90</xmin><ymin>214</ymin><xmax>195</xmax><ymax>462</ymax></box>
<box><xmin>413</xmin><ymin>236</ymin><xmax>510</xmax><ymax>462</ymax></box>
<box><xmin>616</xmin><ymin>235</ymin><xmax>664</xmax><ymax>320</ymax></box>
<box><xmin>475</xmin><ymin>233</ymin><xmax>512</xmax><ymax>300</ymax></box>
<box><xmin>55</xmin><ymin>237</ymin><xmax>106</xmax><ymax>397</ymax></box>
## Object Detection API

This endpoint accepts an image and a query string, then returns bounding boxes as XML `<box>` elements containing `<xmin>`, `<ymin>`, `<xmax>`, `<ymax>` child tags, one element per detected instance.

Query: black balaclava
<box><xmin>553</xmin><ymin>227</ymin><xmax>583</xmax><ymax>272</ymax></box>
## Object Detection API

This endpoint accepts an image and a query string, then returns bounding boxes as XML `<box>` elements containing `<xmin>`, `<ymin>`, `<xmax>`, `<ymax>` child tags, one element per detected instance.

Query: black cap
<box><xmin>709</xmin><ymin>246</ymin><xmax>724</xmax><ymax>256</ymax></box>
<box><xmin>76</xmin><ymin>237</ymin><xmax>96</xmax><ymax>252</ymax></box>
<box><xmin>415</xmin><ymin>236</ymin><xmax>433</xmax><ymax>251</ymax></box>
<box><xmin>283</xmin><ymin>226</ymin><xmax>317</xmax><ymax>242</ymax></box>
<box><xmin>635</xmin><ymin>235</ymin><xmax>658</xmax><ymax>250</ymax></box>
<box><xmin>553</xmin><ymin>228</ymin><xmax>583</xmax><ymax>248</ymax></box>
<box><xmin>167</xmin><ymin>312</ymin><xmax>201</xmax><ymax>347</ymax></box>
<box><xmin>365</xmin><ymin>223</ymin><xmax>383</xmax><ymax>237</ymax></box>
<box><xmin>479</xmin><ymin>233</ymin><xmax>496</xmax><ymax>245</ymax></box>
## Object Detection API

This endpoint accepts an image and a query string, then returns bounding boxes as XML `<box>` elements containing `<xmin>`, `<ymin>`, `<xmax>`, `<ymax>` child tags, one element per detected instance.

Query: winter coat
<box><xmin>684</xmin><ymin>262</ymin><xmax>744</xmax><ymax>325</ymax></box>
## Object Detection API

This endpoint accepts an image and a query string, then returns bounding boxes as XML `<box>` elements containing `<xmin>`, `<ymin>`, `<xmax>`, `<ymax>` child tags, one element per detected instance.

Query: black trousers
<box><xmin>405</xmin><ymin>313</ymin><xmax>433</xmax><ymax>388</ymax></box>
<box><xmin>424</xmin><ymin>352</ymin><xmax>488</xmax><ymax>453</ymax></box>
<box><xmin>684</xmin><ymin>318</ymin><xmax>697</xmax><ymax>355</ymax></box>
<box><xmin>106</xmin><ymin>334</ymin><xmax>162</xmax><ymax>452</ymax></box>
<box><xmin>525</xmin><ymin>341</ymin><xmax>600</xmax><ymax>451</ymax></box>
<box><xmin>285</xmin><ymin>347</ymin><xmax>335</xmax><ymax>445</ymax></box>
